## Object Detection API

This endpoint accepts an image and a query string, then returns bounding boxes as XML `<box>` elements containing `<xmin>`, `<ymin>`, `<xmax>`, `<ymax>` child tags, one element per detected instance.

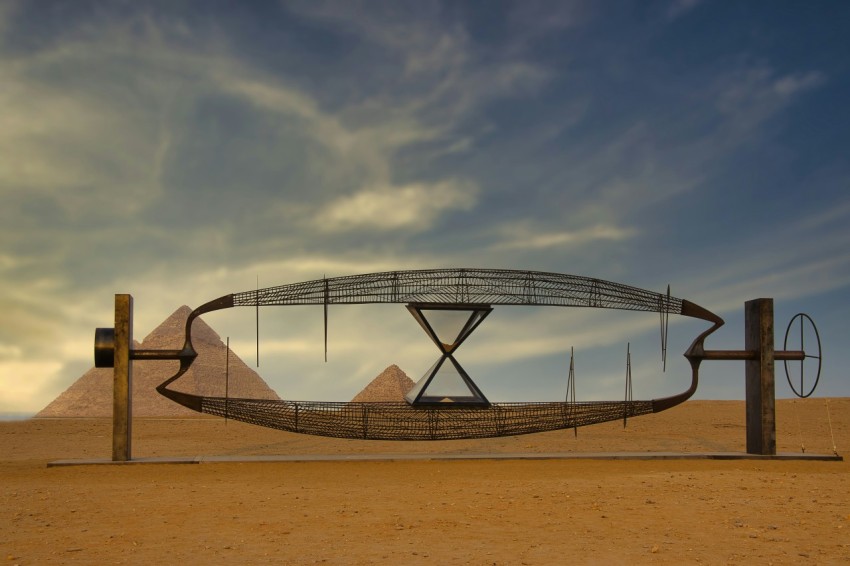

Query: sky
<box><xmin>1</xmin><ymin>0</ymin><xmax>849</xmax><ymax>416</ymax></box>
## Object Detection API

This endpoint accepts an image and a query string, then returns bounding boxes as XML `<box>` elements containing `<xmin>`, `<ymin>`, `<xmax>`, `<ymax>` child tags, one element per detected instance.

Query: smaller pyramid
<box><xmin>351</xmin><ymin>365</ymin><xmax>415</xmax><ymax>402</ymax></box>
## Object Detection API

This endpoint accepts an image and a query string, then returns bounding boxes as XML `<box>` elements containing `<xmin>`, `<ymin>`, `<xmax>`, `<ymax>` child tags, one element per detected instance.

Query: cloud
<box><xmin>659</xmin><ymin>197</ymin><xmax>850</xmax><ymax>319</ymax></box>
<box><xmin>314</xmin><ymin>181</ymin><xmax>478</xmax><ymax>233</ymax></box>
<box><xmin>0</xmin><ymin>8</ymin><xmax>477</xmax><ymax>284</ymax></box>
<box><xmin>492</xmin><ymin>223</ymin><xmax>636</xmax><ymax>251</ymax></box>
<box><xmin>711</xmin><ymin>67</ymin><xmax>826</xmax><ymax>139</ymax></box>
<box><xmin>219</xmin><ymin>73</ymin><xmax>455</xmax><ymax>204</ymax></box>
<box><xmin>772</xmin><ymin>71</ymin><xmax>826</xmax><ymax>97</ymax></box>
<box><xmin>0</xmin><ymin>55</ymin><xmax>166</xmax><ymax>216</ymax></box>
<box><xmin>291</xmin><ymin>0</ymin><xmax>473</xmax><ymax>81</ymax></box>
<box><xmin>286</xmin><ymin>0</ymin><xmax>552</xmax><ymax>125</ymax></box>
<box><xmin>796</xmin><ymin>198</ymin><xmax>850</xmax><ymax>233</ymax></box>
<box><xmin>689</xmin><ymin>251</ymin><xmax>850</xmax><ymax>318</ymax></box>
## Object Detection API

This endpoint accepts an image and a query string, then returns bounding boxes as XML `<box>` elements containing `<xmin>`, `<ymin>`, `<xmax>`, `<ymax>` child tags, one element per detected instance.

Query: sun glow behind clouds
<box><xmin>0</xmin><ymin>360</ymin><xmax>64</xmax><ymax>413</ymax></box>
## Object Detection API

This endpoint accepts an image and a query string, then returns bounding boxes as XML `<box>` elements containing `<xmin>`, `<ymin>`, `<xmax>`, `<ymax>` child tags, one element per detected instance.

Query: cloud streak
<box><xmin>492</xmin><ymin>223</ymin><xmax>636</xmax><ymax>251</ymax></box>
<box><xmin>315</xmin><ymin>181</ymin><xmax>478</xmax><ymax>232</ymax></box>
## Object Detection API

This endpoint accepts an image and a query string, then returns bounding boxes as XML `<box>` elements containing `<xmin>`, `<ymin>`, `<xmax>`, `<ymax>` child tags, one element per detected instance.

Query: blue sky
<box><xmin>1</xmin><ymin>0</ymin><xmax>848</xmax><ymax>414</ymax></box>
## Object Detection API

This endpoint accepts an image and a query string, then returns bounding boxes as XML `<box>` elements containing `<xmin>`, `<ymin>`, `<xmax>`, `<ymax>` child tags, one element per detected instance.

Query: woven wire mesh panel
<box><xmin>232</xmin><ymin>269</ymin><xmax>683</xmax><ymax>315</ymax></box>
<box><xmin>198</xmin><ymin>397</ymin><xmax>655</xmax><ymax>441</ymax></box>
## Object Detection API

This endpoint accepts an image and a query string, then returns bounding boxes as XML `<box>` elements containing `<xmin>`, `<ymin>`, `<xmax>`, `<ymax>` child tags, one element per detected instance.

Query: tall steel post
<box><xmin>112</xmin><ymin>294</ymin><xmax>133</xmax><ymax>461</ymax></box>
<box><xmin>745</xmin><ymin>298</ymin><xmax>775</xmax><ymax>455</ymax></box>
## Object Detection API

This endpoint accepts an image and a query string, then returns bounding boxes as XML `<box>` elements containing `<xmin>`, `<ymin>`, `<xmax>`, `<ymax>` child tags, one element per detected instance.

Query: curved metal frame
<box><xmin>783</xmin><ymin>313</ymin><xmax>823</xmax><ymax>398</ymax></box>
<box><xmin>147</xmin><ymin>269</ymin><xmax>725</xmax><ymax>440</ymax></box>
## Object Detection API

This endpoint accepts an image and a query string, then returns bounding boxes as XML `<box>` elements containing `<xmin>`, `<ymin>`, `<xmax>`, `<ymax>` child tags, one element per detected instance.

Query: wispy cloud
<box><xmin>712</xmin><ymin>67</ymin><xmax>826</xmax><ymax>128</ymax></box>
<box><xmin>315</xmin><ymin>181</ymin><xmax>478</xmax><ymax>233</ymax></box>
<box><xmin>492</xmin><ymin>223</ymin><xmax>636</xmax><ymax>251</ymax></box>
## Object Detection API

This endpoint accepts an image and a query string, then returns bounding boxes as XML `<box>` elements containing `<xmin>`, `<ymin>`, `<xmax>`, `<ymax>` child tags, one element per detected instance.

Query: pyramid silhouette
<box><xmin>38</xmin><ymin>306</ymin><xmax>280</xmax><ymax>417</ymax></box>
<box><xmin>350</xmin><ymin>364</ymin><xmax>415</xmax><ymax>402</ymax></box>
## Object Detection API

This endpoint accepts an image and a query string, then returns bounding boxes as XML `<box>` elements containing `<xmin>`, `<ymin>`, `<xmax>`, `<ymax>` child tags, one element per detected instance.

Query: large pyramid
<box><xmin>350</xmin><ymin>364</ymin><xmax>415</xmax><ymax>402</ymax></box>
<box><xmin>38</xmin><ymin>306</ymin><xmax>280</xmax><ymax>417</ymax></box>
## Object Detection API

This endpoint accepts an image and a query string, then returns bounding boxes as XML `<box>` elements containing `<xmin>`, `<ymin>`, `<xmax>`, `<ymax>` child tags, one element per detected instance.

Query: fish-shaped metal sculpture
<box><xmin>141</xmin><ymin>269</ymin><xmax>724</xmax><ymax>440</ymax></box>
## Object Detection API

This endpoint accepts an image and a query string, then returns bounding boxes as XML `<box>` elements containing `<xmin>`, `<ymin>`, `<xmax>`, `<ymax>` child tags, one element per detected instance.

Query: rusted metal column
<box><xmin>745</xmin><ymin>298</ymin><xmax>775</xmax><ymax>455</ymax></box>
<box><xmin>112</xmin><ymin>294</ymin><xmax>133</xmax><ymax>461</ymax></box>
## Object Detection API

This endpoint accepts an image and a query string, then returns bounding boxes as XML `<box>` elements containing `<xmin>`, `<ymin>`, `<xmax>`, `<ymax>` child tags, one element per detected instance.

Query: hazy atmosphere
<box><xmin>1</xmin><ymin>0</ymin><xmax>848</xmax><ymax>415</ymax></box>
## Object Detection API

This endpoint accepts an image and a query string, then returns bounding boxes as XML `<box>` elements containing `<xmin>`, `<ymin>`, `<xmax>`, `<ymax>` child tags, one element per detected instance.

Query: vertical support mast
<box><xmin>745</xmin><ymin>298</ymin><xmax>776</xmax><ymax>455</ymax></box>
<box><xmin>112</xmin><ymin>294</ymin><xmax>133</xmax><ymax>462</ymax></box>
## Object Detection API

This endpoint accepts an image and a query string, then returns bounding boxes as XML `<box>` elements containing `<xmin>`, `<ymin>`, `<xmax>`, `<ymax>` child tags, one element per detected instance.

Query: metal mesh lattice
<box><xmin>198</xmin><ymin>398</ymin><xmax>654</xmax><ymax>441</ymax></box>
<box><xmin>232</xmin><ymin>269</ymin><xmax>683</xmax><ymax>314</ymax></box>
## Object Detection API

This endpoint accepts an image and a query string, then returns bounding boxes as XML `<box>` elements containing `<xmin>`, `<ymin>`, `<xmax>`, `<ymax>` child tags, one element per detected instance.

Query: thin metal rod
<box><xmin>660</xmin><ymin>284</ymin><xmax>670</xmax><ymax>371</ymax></box>
<box><xmin>700</xmin><ymin>349</ymin><xmax>805</xmax><ymax>361</ymax></box>
<box><xmin>130</xmin><ymin>349</ymin><xmax>184</xmax><ymax>360</ymax></box>
<box><xmin>567</xmin><ymin>347</ymin><xmax>577</xmax><ymax>437</ymax></box>
<box><xmin>623</xmin><ymin>342</ymin><xmax>632</xmax><ymax>428</ymax></box>
<box><xmin>225</xmin><ymin>336</ymin><xmax>230</xmax><ymax>425</ymax></box>
<box><xmin>826</xmin><ymin>400</ymin><xmax>838</xmax><ymax>456</ymax></box>
<box><xmin>800</xmin><ymin>316</ymin><xmax>806</xmax><ymax>400</ymax></box>
<box><xmin>324</xmin><ymin>277</ymin><xmax>329</xmax><ymax>363</ymax></box>
<box><xmin>256</xmin><ymin>276</ymin><xmax>260</xmax><ymax>368</ymax></box>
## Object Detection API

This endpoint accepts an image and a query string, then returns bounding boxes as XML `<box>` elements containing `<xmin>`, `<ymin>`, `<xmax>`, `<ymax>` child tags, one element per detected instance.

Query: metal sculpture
<box><xmin>783</xmin><ymin>313</ymin><xmax>822</xmax><ymax>398</ymax></box>
<box><xmin>94</xmin><ymin>268</ymin><xmax>821</xmax><ymax>452</ymax></box>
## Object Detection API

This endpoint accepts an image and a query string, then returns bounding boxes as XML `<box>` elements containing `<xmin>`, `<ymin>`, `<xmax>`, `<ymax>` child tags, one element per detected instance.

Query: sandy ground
<box><xmin>2</xmin><ymin>398</ymin><xmax>849</xmax><ymax>564</ymax></box>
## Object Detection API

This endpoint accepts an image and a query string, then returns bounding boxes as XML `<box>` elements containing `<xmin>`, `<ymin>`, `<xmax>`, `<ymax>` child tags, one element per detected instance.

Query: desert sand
<box><xmin>3</xmin><ymin>398</ymin><xmax>849</xmax><ymax>564</ymax></box>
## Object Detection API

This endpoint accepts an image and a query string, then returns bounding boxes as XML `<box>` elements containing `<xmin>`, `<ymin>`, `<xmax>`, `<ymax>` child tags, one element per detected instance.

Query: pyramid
<box><xmin>38</xmin><ymin>306</ymin><xmax>280</xmax><ymax>417</ymax></box>
<box><xmin>350</xmin><ymin>364</ymin><xmax>415</xmax><ymax>402</ymax></box>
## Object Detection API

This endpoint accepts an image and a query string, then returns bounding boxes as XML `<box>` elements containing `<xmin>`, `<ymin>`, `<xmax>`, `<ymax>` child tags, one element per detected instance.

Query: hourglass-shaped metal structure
<box><xmin>404</xmin><ymin>303</ymin><xmax>493</xmax><ymax>407</ymax></box>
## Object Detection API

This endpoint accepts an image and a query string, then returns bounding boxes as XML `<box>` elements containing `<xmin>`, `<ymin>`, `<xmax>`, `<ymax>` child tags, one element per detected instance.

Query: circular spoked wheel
<box><xmin>783</xmin><ymin>313</ymin><xmax>822</xmax><ymax>398</ymax></box>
